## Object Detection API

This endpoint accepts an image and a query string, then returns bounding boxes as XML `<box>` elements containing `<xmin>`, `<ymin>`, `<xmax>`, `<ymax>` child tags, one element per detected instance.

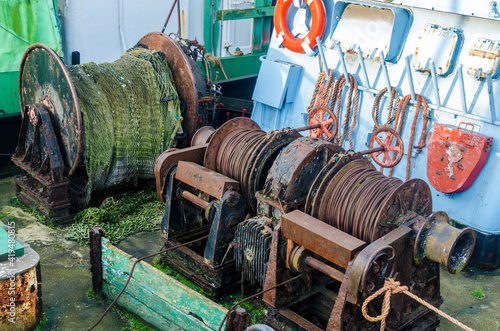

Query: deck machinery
<box><xmin>11</xmin><ymin>33</ymin><xmax>213</xmax><ymax>223</ymax></box>
<box><xmin>155</xmin><ymin>117</ymin><xmax>475</xmax><ymax>330</ymax></box>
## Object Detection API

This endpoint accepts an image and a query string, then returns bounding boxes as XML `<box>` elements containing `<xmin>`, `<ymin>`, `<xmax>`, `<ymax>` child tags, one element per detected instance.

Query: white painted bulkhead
<box><xmin>58</xmin><ymin>0</ymin><xmax>253</xmax><ymax>64</ymax></box>
<box><xmin>252</xmin><ymin>0</ymin><xmax>500</xmax><ymax>233</ymax></box>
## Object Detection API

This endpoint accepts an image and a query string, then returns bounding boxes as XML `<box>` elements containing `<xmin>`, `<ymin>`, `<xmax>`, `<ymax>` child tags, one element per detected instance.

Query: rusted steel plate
<box><xmin>204</xmin><ymin>117</ymin><xmax>261</xmax><ymax>171</ymax></box>
<box><xmin>375</xmin><ymin>178</ymin><xmax>432</xmax><ymax>238</ymax></box>
<box><xmin>138</xmin><ymin>32</ymin><xmax>205</xmax><ymax>144</ymax></box>
<box><xmin>326</xmin><ymin>262</ymin><xmax>354</xmax><ymax>331</ymax></box>
<box><xmin>176</xmin><ymin>161</ymin><xmax>239</xmax><ymax>199</ymax></box>
<box><xmin>19</xmin><ymin>43</ymin><xmax>83</xmax><ymax>175</ymax></box>
<box><xmin>264</xmin><ymin>137</ymin><xmax>343</xmax><ymax>208</ymax></box>
<box><xmin>154</xmin><ymin>145</ymin><xmax>207</xmax><ymax>201</ymax></box>
<box><xmin>281</xmin><ymin>210</ymin><xmax>366</xmax><ymax>269</ymax></box>
<box><xmin>346</xmin><ymin>225</ymin><xmax>411</xmax><ymax>305</ymax></box>
<box><xmin>262</xmin><ymin>222</ymin><xmax>281</xmax><ymax>308</ymax></box>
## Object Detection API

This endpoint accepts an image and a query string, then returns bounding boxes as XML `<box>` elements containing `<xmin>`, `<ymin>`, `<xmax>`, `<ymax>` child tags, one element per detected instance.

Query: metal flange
<box><xmin>204</xmin><ymin>117</ymin><xmax>261</xmax><ymax>170</ymax></box>
<box><xmin>138</xmin><ymin>32</ymin><xmax>207</xmax><ymax>145</ymax></box>
<box><xmin>19</xmin><ymin>43</ymin><xmax>83</xmax><ymax>175</ymax></box>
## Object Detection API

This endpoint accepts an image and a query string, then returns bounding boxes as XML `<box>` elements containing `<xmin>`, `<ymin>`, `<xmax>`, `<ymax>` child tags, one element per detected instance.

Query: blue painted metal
<box><xmin>252</xmin><ymin>0</ymin><xmax>500</xmax><ymax>234</ymax></box>
<box><xmin>326</xmin><ymin>1</ymin><xmax>412</xmax><ymax>63</ymax></box>
<box><xmin>252</xmin><ymin>57</ymin><xmax>302</xmax><ymax>109</ymax></box>
<box><xmin>404</xmin><ymin>55</ymin><xmax>416</xmax><ymax>103</ymax></box>
<box><xmin>457</xmin><ymin>64</ymin><xmax>468</xmax><ymax>114</ymax></box>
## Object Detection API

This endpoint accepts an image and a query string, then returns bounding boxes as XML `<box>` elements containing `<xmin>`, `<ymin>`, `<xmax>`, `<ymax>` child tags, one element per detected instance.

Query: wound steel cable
<box><xmin>320</xmin><ymin>163</ymin><xmax>403</xmax><ymax>243</ymax></box>
<box><xmin>215</xmin><ymin>128</ymin><xmax>268</xmax><ymax>203</ymax></box>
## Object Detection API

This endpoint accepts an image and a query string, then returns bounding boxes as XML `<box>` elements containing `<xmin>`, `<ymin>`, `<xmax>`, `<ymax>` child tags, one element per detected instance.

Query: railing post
<box><xmin>90</xmin><ymin>227</ymin><xmax>105</xmax><ymax>296</ymax></box>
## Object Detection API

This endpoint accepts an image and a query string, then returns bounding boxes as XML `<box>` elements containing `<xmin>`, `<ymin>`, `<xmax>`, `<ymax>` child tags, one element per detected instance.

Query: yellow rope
<box><xmin>362</xmin><ymin>278</ymin><xmax>474</xmax><ymax>331</ymax></box>
<box><xmin>205</xmin><ymin>53</ymin><xmax>228</xmax><ymax>80</ymax></box>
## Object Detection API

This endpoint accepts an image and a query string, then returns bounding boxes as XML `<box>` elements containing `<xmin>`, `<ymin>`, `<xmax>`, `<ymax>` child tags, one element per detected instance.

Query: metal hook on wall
<box><xmin>379</xmin><ymin>51</ymin><xmax>392</xmax><ymax>93</ymax></box>
<box><xmin>486</xmin><ymin>70</ymin><xmax>496</xmax><ymax>123</ymax></box>
<box><xmin>316</xmin><ymin>36</ymin><xmax>329</xmax><ymax>79</ymax></box>
<box><xmin>335</xmin><ymin>41</ymin><xmax>350</xmax><ymax>80</ymax></box>
<box><xmin>457</xmin><ymin>64</ymin><xmax>468</xmax><ymax>114</ymax></box>
<box><xmin>404</xmin><ymin>55</ymin><xmax>416</xmax><ymax>103</ymax></box>
<box><xmin>356</xmin><ymin>45</ymin><xmax>370</xmax><ymax>89</ymax></box>
<box><xmin>429</xmin><ymin>59</ymin><xmax>441</xmax><ymax>109</ymax></box>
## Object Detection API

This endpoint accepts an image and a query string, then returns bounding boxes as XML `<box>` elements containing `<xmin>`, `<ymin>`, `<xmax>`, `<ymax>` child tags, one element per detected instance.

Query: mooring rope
<box><xmin>371</xmin><ymin>87</ymin><xmax>399</xmax><ymax>130</ymax></box>
<box><xmin>362</xmin><ymin>278</ymin><xmax>474</xmax><ymax>331</ymax></box>
<box><xmin>205</xmin><ymin>53</ymin><xmax>228</xmax><ymax>80</ymax></box>
<box><xmin>386</xmin><ymin>94</ymin><xmax>429</xmax><ymax>180</ymax></box>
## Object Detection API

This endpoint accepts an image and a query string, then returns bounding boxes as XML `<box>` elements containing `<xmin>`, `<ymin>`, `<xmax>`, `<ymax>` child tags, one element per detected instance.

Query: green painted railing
<box><xmin>201</xmin><ymin>0</ymin><xmax>274</xmax><ymax>82</ymax></box>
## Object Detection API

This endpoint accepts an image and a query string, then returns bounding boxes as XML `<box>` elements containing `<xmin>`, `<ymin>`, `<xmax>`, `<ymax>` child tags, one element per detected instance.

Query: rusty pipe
<box><xmin>414</xmin><ymin>212</ymin><xmax>475</xmax><ymax>274</ymax></box>
<box><xmin>358</xmin><ymin>146</ymin><xmax>385</xmax><ymax>155</ymax></box>
<box><xmin>304</xmin><ymin>256</ymin><xmax>345</xmax><ymax>282</ymax></box>
<box><xmin>179</xmin><ymin>189</ymin><xmax>210</xmax><ymax>209</ymax></box>
<box><xmin>293</xmin><ymin>123</ymin><xmax>322</xmax><ymax>132</ymax></box>
<box><xmin>425</xmin><ymin>222</ymin><xmax>475</xmax><ymax>274</ymax></box>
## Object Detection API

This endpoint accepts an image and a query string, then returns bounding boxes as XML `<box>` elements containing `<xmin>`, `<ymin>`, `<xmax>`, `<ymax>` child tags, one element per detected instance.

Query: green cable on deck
<box><xmin>68</xmin><ymin>47</ymin><xmax>182</xmax><ymax>207</ymax></box>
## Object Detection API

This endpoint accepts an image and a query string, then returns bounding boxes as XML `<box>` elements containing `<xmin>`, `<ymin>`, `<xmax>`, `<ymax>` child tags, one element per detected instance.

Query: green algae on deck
<box><xmin>101</xmin><ymin>238</ymin><xmax>228</xmax><ymax>330</ymax></box>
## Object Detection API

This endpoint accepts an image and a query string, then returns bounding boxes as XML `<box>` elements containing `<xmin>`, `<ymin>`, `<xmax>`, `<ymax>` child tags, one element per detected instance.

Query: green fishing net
<box><xmin>65</xmin><ymin>190</ymin><xmax>164</xmax><ymax>246</ymax></box>
<box><xmin>68</xmin><ymin>47</ymin><xmax>181</xmax><ymax>206</ymax></box>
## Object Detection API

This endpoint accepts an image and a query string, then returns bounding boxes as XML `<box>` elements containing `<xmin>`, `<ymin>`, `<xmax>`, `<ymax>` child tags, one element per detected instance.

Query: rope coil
<box><xmin>330</xmin><ymin>74</ymin><xmax>359</xmax><ymax>150</ymax></box>
<box><xmin>385</xmin><ymin>94</ymin><xmax>429</xmax><ymax>180</ymax></box>
<box><xmin>371</xmin><ymin>87</ymin><xmax>399</xmax><ymax>130</ymax></box>
<box><xmin>362</xmin><ymin>278</ymin><xmax>474</xmax><ymax>331</ymax></box>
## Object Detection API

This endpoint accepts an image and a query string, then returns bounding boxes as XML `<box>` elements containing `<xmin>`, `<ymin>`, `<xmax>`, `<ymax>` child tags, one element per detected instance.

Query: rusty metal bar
<box><xmin>304</xmin><ymin>256</ymin><xmax>344</xmax><ymax>282</ymax></box>
<box><xmin>282</xmin><ymin>210</ymin><xmax>366</xmax><ymax>269</ymax></box>
<box><xmin>175</xmin><ymin>160</ymin><xmax>239</xmax><ymax>199</ymax></box>
<box><xmin>179</xmin><ymin>189</ymin><xmax>210</xmax><ymax>209</ymax></box>
<box><xmin>293</xmin><ymin>123</ymin><xmax>321</xmax><ymax>132</ymax></box>
<box><xmin>161</xmin><ymin>0</ymin><xmax>179</xmax><ymax>33</ymax></box>
<box><xmin>358</xmin><ymin>146</ymin><xmax>384</xmax><ymax>155</ymax></box>
<box><xmin>89</xmin><ymin>227</ymin><xmax>105</xmax><ymax>296</ymax></box>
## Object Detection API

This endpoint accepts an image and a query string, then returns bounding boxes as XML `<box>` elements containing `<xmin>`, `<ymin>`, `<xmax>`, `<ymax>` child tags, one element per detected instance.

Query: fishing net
<box><xmin>68</xmin><ymin>47</ymin><xmax>181</xmax><ymax>206</ymax></box>
<box><xmin>65</xmin><ymin>190</ymin><xmax>164</xmax><ymax>246</ymax></box>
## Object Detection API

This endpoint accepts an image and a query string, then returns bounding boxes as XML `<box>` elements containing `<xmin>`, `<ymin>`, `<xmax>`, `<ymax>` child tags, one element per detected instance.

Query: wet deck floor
<box><xmin>1</xmin><ymin>176</ymin><xmax>499</xmax><ymax>330</ymax></box>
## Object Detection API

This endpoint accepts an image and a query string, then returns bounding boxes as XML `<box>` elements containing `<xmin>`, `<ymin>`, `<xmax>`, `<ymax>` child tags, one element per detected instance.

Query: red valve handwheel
<box><xmin>369</xmin><ymin>127</ymin><xmax>404</xmax><ymax>168</ymax></box>
<box><xmin>307</xmin><ymin>106</ymin><xmax>338</xmax><ymax>141</ymax></box>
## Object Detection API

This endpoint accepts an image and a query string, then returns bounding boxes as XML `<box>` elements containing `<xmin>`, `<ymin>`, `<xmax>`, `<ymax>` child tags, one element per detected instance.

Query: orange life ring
<box><xmin>274</xmin><ymin>0</ymin><xmax>326</xmax><ymax>55</ymax></box>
